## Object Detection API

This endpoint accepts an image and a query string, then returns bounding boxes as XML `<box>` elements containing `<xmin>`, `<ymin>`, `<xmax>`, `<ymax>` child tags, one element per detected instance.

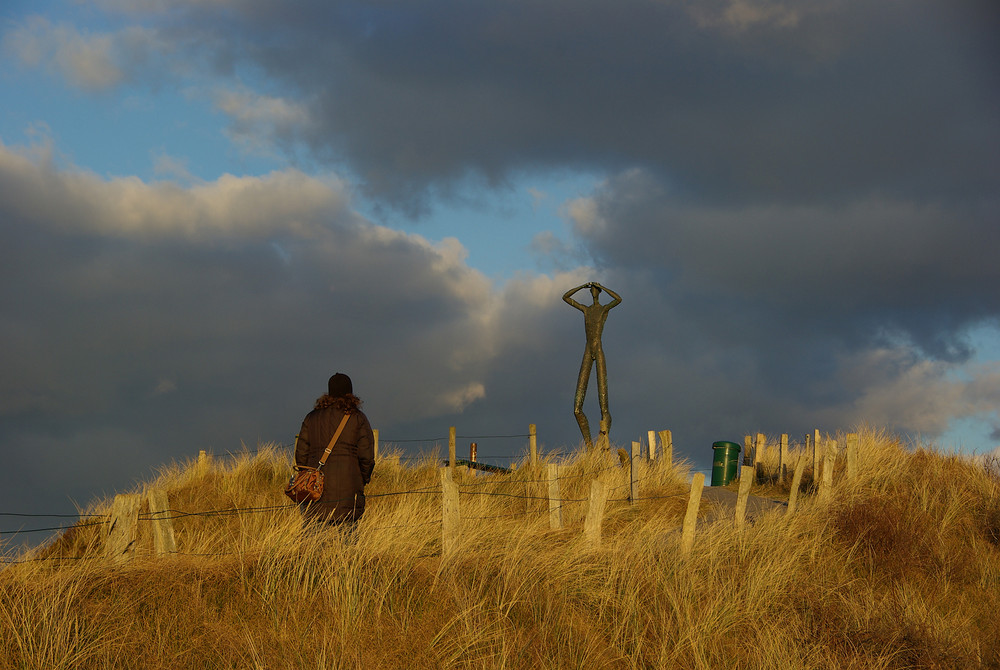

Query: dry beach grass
<box><xmin>2</xmin><ymin>428</ymin><xmax>1000</xmax><ymax>669</ymax></box>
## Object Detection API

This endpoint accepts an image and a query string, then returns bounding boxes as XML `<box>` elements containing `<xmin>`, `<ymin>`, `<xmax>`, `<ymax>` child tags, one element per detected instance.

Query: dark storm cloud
<box><xmin>566</xmin><ymin>169</ymin><xmax>1000</xmax><ymax>361</ymax></box>
<box><xmin>0</xmin><ymin>142</ymin><xmax>525</xmax><ymax>524</ymax></box>
<box><xmin>126</xmin><ymin>0</ymin><xmax>1000</xmax><ymax>210</ymax></box>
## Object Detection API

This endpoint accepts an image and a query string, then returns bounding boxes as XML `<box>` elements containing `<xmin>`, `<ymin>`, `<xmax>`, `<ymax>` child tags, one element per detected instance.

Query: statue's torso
<box><xmin>583</xmin><ymin>304</ymin><xmax>611</xmax><ymax>350</ymax></box>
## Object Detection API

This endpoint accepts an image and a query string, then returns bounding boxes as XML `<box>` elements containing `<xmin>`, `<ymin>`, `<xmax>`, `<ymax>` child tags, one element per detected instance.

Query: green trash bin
<box><xmin>711</xmin><ymin>441</ymin><xmax>741</xmax><ymax>486</ymax></box>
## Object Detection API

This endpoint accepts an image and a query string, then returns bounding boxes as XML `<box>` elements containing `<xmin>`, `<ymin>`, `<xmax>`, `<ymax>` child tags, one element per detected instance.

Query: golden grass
<box><xmin>2</xmin><ymin>428</ymin><xmax>1000</xmax><ymax>669</ymax></box>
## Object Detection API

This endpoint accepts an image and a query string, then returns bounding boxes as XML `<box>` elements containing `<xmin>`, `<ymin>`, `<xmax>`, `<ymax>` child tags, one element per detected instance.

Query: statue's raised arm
<box><xmin>562</xmin><ymin>283</ymin><xmax>592</xmax><ymax>311</ymax></box>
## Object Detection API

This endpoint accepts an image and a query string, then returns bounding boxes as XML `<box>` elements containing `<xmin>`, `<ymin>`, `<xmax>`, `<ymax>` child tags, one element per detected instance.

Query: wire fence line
<box><xmin>2</xmin><ymin>495</ymin><xmax>607</xmax><ymax>564</ymax></box>
<box><xmin>0</xmin><ymin>520</ymin><xmax>110</xmax><ymax>536</ymax></box>
<box><xmin>0</xmin><ymin>477</ymin><xmax>676</xmax><ymax>566</ymax></box>
<box><xmin>1</xmin><ymin>475</ymin><xmax>614</xmax><ymax>534</ymax></box>
<box><xmin>0</xmin><ymin>455</ymin><xmax>643</xmax><ymax>537</ymax></box>
<box><xmin>0</xmin><ymin>512</ymin><xmax>106</xmax><ymax>519</ymax></box>
<box><xmin>2</xmin><ymin>433</ymin><xmax>681</xmax><ymax>564</ymax></box>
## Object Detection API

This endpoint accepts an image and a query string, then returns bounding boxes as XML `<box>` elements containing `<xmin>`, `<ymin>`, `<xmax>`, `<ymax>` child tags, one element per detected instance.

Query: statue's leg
<box><xmin>574</xmin><ymin>350</ymin><xmax>594</xmax><ymax>449</ymax></box>
<box><xmin>596</xmin><ymin>349</ymin><xmax>611</xmax><ymax>441</ymax></box>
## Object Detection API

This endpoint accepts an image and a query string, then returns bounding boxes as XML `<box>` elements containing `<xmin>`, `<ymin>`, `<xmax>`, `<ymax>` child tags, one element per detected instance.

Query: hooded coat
<box><xmin>295</xmin><ymin>396</ymin><xmax>375</xmax><ymax>523</ymax></box>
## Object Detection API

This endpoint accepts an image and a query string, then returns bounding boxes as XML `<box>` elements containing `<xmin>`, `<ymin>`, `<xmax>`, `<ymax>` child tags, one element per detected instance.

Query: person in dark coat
<box><xmin>294</xmin><ymin>373</ymin><xmax>375</xmax><ymax>526</ymax></box>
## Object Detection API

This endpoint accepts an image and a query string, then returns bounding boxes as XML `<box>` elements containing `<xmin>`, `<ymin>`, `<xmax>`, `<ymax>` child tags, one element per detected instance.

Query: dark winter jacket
<box><xmin>295</xmin><ymin>397</ymin><xmax>375</xmax><ymax>523</ymax></box>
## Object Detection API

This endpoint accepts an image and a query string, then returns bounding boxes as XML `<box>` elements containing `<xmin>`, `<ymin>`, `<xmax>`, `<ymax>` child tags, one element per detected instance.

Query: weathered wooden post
<box><xmin>648</xmin><ymin>430</ymin><xmax>657</xmax><ymax>461</ymax></box>
<box><xmin>754</xmin><ymin>433</ymin><xmax>766</xmax><ymax>480</ymax></box>
<box><xmin>658</xmin><ymin>430</ymin><xmax>673</xmax><ymax>465</ymax></box>
<box><xmin>734</xmin><ymin>465</ymin><xmax>754</xmax><ymax>528</ymax></box>
<box><xmin>743</xmin><ymin>435</ymin><xmax>753</xmax><ymax>467</ymax></box>
<box><xmin>529</xmin><ymin>424</ymin><xmax>538</xmax><ymax>467</ymax></box>
<box><xmin>440</xmin><ymin>467</ymin><xmax>460</xmax><ymax>558</ymax></box>
<box><xmin>779</xmin><ymin>434</ymin><xmax>789</xmax><ymax>483</ymax></box>
<box><xmin>812</xmin><ymin>429</ymin><xmax>821</xmax><ymax>479</ymax></box>
<box><xmin>819</xmin><ymin>440</ymin><xmax>836</xmax><ymax>502</ymax></box>
<box><xmin>630</xmin><ymin>441</ymin><xmax>640</xmax><ymax>505</ymax></box>
<box><xmin>804</xmin><ymin>433</ymin><xmax>812</xmax><ymax>480</ymax></box>
<box><xmin>584</xmin><ymin>480</ymin><xmax>608</xmax><ymax>547</ymax></box>
<box><xmin>547</xmin><ymin>464</ymin><xmax>562</xmax><ymax>530</ymax></box>
<box><xmin>373</xmin><ymin>428</ymin><xmax>379</xmax><ymax>461</ymax></box>
<box><xmin>681</xmin><ymin>473</ymin><xmax>705</xmax><ymax>555</ymax></box>
<box><xmin>197</xmin><ymin>450</ymin><xmax>211</xmax><ymax>476</ymax></box>
<box><xmin>448</xmin><ymin>426</ymin><xmax>457</xmax><ymax>477</ymax></box>
<box><xmin>147</xmin><ymin>489</ymin><xmax>177</xmax><ymax>556</ymax></box>
<box><xmin>106</xmin><ymin>493</ymin><xmax>141</xmax><ymax>564</ymax></box>
<box><xmin>787</xmin><ymin>449</ymin><xmax>807</xmax><ymax>515</ymax></box>
<box><xmin>846</xmin><ymin>433</ymin><xmax>859</xmax><ymax>481</ymax></box>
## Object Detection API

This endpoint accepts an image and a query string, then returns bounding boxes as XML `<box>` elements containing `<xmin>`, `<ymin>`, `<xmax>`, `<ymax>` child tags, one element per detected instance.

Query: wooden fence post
<box><xmin>197</xmin><ymin>450</ymin><xmax>211</xmax><ymax>476</ymax></box>
<box><xmin>529</xmin><ymin>424</ymin><xmax>538</xmax><ymax>467</ymax></box>
<box><xmin>743</xmin><ymin>435</ymin><xmax>753</xmax><ymax>467</ymax></box>
<box><xmin>846</xmin><ymin>433</ymin><xmax>859</xmax><ymax>481</ymax></box>
<box><xmin>804</xmin><ymin>433</ymin><xmax>812</xmax><ymax>480</ymax></box>
<box><xmin>658</xmin><ymin>430</ymin><xmax>673</xmax><ymax>465</ymax></box>
<box><xmin>583</xmin><ymin>480</ymin><xmax>608</xmax><ymax>547</ymax></box>
<box><xmin>734</xmin><ymin>465</ymin><xmax>754</xmax><ymax>528</ymax></box>
<box><xmin>787</xmin><ymin>449</ymin><xmax>807</xmax><ymax>515</ymax></box>
<box><xmin>448</xmin><ymin>427</ymin><xmax>456</xmax><ymax>477</ymax></box>
<box><xmin>373</xmin><ymin>428</ymin><xmax>379</xmax><ymax>461</ymax></box>
<box><xmin>681</xmin><ymin>473</ymin><xmax>705</xmax><ymax>555</ymax></box>
<box><xmin>440</xmin><ymin>467</ymin><xmax>460</xmax><ymax>557</ymax></box>
<box><xmin>106</xmin><ymin>493</ymin><xmax>141</xmax><ymax>564</ymax></box>
<box><xmin>547</xmin><ymin>464</ymin><xmax>562</xmax><ymax>530</ymax></box>
<box><xmin>647</xmin><ymin>430</ymin><xmax>657</xmax><ymax>461</ymax></box>
<box><xmin>147</xmin><ymin>489</ymin><xmax>177</xmax><ymax>556</ymax></box>
<box><xmin>813</xmin><ymin>429</ymin><xmax>821</xmax><ymax>479</ymax></box>
<box><xmin>819</xmin><ymin>440</ymin><xmax>836</xmax><ymax>502</ymax></box>
<box><xmin>630</xmin><ymin>441</ymin><xmax>640</xmax><ymax>505</ymax></box>
<box><xmin>779</xmin><ymin>434</ymin><xmax>789</xmax><ymax>483</ymax></box>
<box><xmin>754</xmin><ymin>433</ymin><xmax>766</xmax><ymax>480</ymax></box>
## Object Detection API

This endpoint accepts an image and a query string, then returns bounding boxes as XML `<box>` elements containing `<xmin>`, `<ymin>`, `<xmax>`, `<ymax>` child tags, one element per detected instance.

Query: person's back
<box><xmin>295</xmin><ymin>373</ymin><xmax>375</xmax><ymax>525</ymax></box>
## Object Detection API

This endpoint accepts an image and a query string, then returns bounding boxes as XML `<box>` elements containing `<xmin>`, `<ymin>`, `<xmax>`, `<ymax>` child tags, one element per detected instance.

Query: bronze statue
<box><xmin>563</xmin><ymin>282</ymin><xmax>622</xmax><ymax>449</ymax></box>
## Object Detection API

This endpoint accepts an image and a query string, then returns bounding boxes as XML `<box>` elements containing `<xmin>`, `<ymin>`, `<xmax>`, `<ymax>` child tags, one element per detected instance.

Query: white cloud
<box><xmin>841</xmin><ymin>348</ymin><xmax>1000</xmax><ymax>436</ymax></box>
<box><xmin>212</xmin><ymin>86</ymin><xmax>315</xmax><ymax>156</ymax></box>
<box><xmin>437</xmin><ymin>383</ymin><xmax>487</xmax><ymax>414</ymax></box>
<box><xmin>3</xmin><ymin>17</ymin><xmax>182</xmax><ymax>92</ymax></box>
<box><xmin>4</xmin><ymin>17</ymin><xmax>123</xmax><ymax>90</ymax></box>
<box><xmin>0</xmin><ymin>140</ymin><xmax>351</xmax><ymax>240</ymax></box>
<box><xmin>563</xmin><ymin>196</ymin><xmax>604</xmax><ymax>238</ymax></box>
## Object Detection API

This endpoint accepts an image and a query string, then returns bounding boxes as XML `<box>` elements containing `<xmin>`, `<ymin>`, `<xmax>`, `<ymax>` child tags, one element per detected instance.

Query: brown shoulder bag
<box><xmin>285</xmin><ymin>414</ymin><xmax>351</xmax><ymax>503</ymax></box>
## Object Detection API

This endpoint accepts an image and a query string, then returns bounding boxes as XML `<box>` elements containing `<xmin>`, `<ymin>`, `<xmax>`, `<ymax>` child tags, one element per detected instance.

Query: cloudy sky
<box><xmin>2</xmin><ymin>0</ymin><xmax>998</xmax><ymax>543</ymax></box>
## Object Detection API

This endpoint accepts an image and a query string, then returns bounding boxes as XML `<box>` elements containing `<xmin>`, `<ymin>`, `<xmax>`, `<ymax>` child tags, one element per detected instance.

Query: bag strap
<box><xmin>318</xmin><ymin>414</ymin><xmax>352</xmax><ymax>469</ymax></box>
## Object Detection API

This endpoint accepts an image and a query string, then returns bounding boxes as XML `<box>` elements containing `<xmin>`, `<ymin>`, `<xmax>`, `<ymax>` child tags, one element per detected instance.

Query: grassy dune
<box><xmin>2</xmin><ymin>429</ymin><xmax>1000</xmax><ymax>669</ymax></box>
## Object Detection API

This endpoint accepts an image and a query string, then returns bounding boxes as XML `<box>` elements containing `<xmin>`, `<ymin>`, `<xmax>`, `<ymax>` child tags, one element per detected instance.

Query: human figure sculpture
<box><xmin>563</xmin><ymin>282</ymin><xmax>622</xmax><ymax>449</ymax></box>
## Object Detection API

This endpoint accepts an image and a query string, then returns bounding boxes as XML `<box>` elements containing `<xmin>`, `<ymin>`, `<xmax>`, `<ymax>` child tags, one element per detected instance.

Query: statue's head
<box><xmin>589</xmin><ymin>285</ymin><xmax>601</xmax><ymax>301</ymax></box>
